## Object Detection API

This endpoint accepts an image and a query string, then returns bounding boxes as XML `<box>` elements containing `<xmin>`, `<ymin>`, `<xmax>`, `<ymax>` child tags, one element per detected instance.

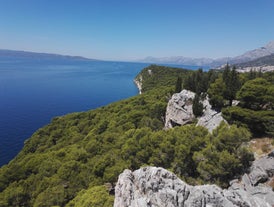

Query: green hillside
<box><xmin>0</xmin><ymin>65</ymin><xmax>272</xmax><ymax>206</ymax></box>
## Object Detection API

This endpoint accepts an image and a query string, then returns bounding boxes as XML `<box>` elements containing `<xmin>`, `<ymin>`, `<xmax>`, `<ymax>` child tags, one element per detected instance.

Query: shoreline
<box><xmin>134</xmin><ymin>76</ymin><xmax>142</xmax><ymax>94</ymax></box>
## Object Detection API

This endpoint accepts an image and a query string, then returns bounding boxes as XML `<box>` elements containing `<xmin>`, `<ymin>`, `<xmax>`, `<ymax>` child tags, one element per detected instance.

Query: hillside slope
<box><xmin>0</xmin><ymin>65</ymin><xmax>266</xmax><ymax>206</ymax></box>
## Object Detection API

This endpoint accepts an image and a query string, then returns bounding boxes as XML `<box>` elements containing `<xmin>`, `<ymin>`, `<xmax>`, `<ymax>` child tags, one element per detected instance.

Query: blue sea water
<box><xmin>0</xmin><ymin>58</ymin><xmax>200</xmax><ymax>166</ymax></box>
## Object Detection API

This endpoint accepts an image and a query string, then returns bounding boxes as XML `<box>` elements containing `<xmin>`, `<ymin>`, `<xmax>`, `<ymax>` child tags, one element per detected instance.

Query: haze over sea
<box><xmin>0</xmin><ymin>57</ymin><xmax>201</xmax><ymax>166</ymax></box>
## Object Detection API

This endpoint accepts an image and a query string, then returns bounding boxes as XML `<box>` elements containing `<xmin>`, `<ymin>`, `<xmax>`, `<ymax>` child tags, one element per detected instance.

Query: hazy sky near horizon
<box><xmin>0</xmin><ymin>0</ymin><xmax>274</xmax><ymax>60</ymax></box>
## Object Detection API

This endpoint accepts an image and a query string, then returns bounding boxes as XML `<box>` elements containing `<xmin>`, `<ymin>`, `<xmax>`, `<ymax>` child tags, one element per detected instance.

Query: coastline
<box><xmin>134</xmin><ymin>76</ymin><xmax>143</xmax><ymax>94</ymax></box>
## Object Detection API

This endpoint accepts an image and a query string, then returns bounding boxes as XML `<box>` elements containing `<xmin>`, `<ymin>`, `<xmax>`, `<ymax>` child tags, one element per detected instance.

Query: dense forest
<box><xmin>0</xmin><ymin>65</ymin><xmax>273</xmax><ymax>206</ymax></box>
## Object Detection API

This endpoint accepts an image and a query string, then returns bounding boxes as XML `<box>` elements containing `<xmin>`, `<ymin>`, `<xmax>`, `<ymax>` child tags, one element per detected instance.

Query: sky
<box><xmin>0</xmin><ymin>0</ymin><xmax>274</xmax><ymax>61</ymax></box>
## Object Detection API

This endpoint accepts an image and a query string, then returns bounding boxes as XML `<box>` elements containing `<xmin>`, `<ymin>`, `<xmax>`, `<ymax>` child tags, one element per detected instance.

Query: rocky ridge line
<box><xmin>140</xmin><ymin>41</ymin><xmax>274</xmax><ymax>67</ymax></box>
<box><xmin>114</xmin><ymin>151</ymin><xmax>274</xmax><ymax>207</ymax></box>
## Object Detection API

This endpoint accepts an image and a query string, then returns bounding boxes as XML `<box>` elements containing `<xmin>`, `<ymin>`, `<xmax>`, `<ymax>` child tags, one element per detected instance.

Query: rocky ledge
<box><xmin>114</xmin><ymin>151</ymin><xmax>274</xmax><ymax>207</ymax></box>
<box><xmin>165</xmin><ymin>89</ymin><xmax>225</xmax><ymax>132</ymax></box>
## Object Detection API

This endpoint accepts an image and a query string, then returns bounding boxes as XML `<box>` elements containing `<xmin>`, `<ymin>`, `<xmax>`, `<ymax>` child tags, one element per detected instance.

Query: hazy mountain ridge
<box><xmin>0</xmin><ymin>49</ymin><xmax>95</xmax><ymax>61</ymax></box>
<box><xmin>236</xmin><ymin>53</ymin><xmax>274</xmax><ymax>67</ymax></box>
<box><xmin>141</xmin><ymin>56</ymin><xmax>214</xmax><ymax>66</ymax></box>
<box><xmin>141</xmin><ymin>41</ymin><xmax>274</xmax><ymax>67</ymax></box>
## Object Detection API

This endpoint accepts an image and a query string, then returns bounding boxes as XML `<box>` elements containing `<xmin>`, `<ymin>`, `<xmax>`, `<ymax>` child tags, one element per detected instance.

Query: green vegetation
<box><xmin>183</xmin><ymin>68</ymin><xmax>218</xmax><ymax>94</ymax></box>
<box><xmin>175</xmin><ymin>76</ymin><xmax>183</xmax><ymax>93</ymax></box>
<box><xmin>222</xmin><ymin>74</ymin><xmax>274</xmax><ymax>136</ymax></box>
<box><xmin>135</xmin><ymin>64</ymin><xmax>191</xmax><ymax>93</ymax></box>
<box><xmin>222</xmin><ymin>65</ymin><xmax>241</xmax><ymax>106</ymax></box>
<box><xmin>192</xmin><ymin>94</ymin><xmax>204</xmax><ymax>117</ymax></box>
<box><xmin>0</xmin><ymin>64</ymin><xmax>272</xmax><ymax>206</ymax></box>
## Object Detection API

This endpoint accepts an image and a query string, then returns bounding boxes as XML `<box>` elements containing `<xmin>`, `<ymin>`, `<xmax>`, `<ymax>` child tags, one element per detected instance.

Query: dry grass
<box><xmin>249</xmin><ymin>137</ymin><xmax>274</xmax><ymax>158</ymax></box>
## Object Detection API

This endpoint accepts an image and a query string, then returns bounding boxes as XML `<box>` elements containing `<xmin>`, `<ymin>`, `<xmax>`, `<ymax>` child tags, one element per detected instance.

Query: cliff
<box><xmin>134</xmin><ymin>75</ymin><xmax>143</xmax><ymax>94</ymax></box>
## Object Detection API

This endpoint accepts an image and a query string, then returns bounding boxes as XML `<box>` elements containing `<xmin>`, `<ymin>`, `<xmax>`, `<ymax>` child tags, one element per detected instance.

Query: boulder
<box><xmin>232</xmin><ymin>151</ymin><xmax>274</xmax><ymax>205</ymax></box>
<box><xmin>243</xmin><ymin>153</ymin><xmax>274</xmax><ymax>186</ymax></box>
<box><xmin>165</xmin><ymin>90</ymin><xmax>226</xmax><ymax>132</ymax></box>
<box><xmin>165</xmin><ymin>90</ymin><xmax>195</xmax><ymax>128</ymax></box>
<box><xmin>196</xmin><ymin>97</ymin><xmax>226</xmax><ymax>132</ymax></box>
<box><xmin>114</xmin><ymin>166</ymin><xmax>273</xmax><ymax>207</ymax></box>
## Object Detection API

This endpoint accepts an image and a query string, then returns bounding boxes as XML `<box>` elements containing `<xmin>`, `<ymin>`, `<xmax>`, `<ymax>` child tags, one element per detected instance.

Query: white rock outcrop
<box><xmin>114</xmin><ymin>166</ymin><xmax>274</xmax><ymax>207</ymax></box>
<box><xmin>165</xmin><ymin>90</ymin><xmax>226</xmax><ymax>132</ymax></box>
<box><xmin>165</xmin><ymin>90</ymin><xmax>196</xmax><ymax>128</ymax></box>
<box><xmin>229</xmin><ymin>151</ymin><xmax>274</xmax><ymax>206</ymax></box>
<box><xmin>196</xmin><ymin>97</ymin><xmax>226</xmax><ymax>132</ymax></box>
<box><xmin>134</xmin><ymin>75</ymin><xmax>143</xmax><ymax>94</ymax></box>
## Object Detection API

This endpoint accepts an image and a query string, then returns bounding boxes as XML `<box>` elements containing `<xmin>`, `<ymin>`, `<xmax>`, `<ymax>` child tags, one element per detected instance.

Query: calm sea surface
<box><xmin>0</xmin><ymin>58</ymin><xmax>200</xmax><ymax>166</ymax></box>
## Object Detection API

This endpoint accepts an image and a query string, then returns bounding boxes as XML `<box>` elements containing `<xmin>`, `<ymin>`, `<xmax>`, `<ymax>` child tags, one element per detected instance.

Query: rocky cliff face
<box><xmin>114</xmin><ymin>152</ymin><xmax>274</xmax><ymax>207</ymax></box>
<box><xmin>134</xmin><ymin>75</ymin><xmax>143</xmax><ymax>94</ymax></box>
<box><xmin>165</xmin><ymin>90</ymin><xmax>225</xmax><ymax>132</ymax></box>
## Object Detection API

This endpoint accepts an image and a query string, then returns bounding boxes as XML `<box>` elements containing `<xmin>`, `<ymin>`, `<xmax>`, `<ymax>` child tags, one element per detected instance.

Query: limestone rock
<box><xmin>196</xmin><ymin>97</ymin><xmax>226</xmax><ymax>132</ymax></box>
<box><xmin>114</xmin><ymin>166</ymin><xmax>273</xmax><ymax>207</ymax></box>
<box><xmin>134</xmin><ymin>75</ymin><xmax>143</xmax><ymax>94</ymax></box>
<box><xmin>231</xmin><ymin>152</ymin><xmax>274</xmax><ymax>205</ymax></box>
<box><xmin>243</xmin><ymin>153</ymin><xmax>274</xmax><ymax>186</ymax></box>
<box><xmin>165</xmin><ymin>90</ymin><xmax>195</xmax><ymax>128</ymax></box>
<box><xmin>165</xmin><ymin>90</ymin><xmax>225</xmax><ymax>132</ymax></box>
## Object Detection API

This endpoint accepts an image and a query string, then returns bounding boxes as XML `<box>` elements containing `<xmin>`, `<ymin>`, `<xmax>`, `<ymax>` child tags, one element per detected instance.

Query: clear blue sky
<box><xmin>0</xmin><ymin>0</ymin><xmax>274</xmax><ymax>60</ymax></box>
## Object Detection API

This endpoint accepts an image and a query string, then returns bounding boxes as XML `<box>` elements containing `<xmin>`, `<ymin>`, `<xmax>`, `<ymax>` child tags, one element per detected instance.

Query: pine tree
<box><xmin>175</xmin><ymin>77</ymin><xmax>182</xmax><ymax>93</ymax></box>
<box><xmin>193</xmin><ymin>94</ymin><xmax>204</xmax><ymax>117</ymax></box>
<box><xmin>222</xmin><ymin>64</ymin><xmax>241</xmax><ymax>106</ymax></box>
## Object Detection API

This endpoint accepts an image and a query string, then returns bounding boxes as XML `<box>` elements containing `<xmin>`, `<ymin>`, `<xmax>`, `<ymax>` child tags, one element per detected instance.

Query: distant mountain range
<box><xmin>140</xmin><ymin>41</ymin><xmax>274</xmax><ymax>67</ymax></box>
<box><xmin>0</xmin><ymin>49</ymin><xmax>95</xmax><ymax>61</ymax></box>
<box><xmin>2</xmin><ymin>41</ymin><xmax>274</xmax><ymax>68</ymax></box>
<box><xmin>236</xmin><ymin>53</ymin><xmax>274</xmax><ymax>67</ymax></box>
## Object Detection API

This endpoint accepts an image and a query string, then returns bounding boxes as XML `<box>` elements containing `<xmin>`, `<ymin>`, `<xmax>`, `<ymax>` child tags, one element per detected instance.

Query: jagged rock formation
<box><xmin>196</xmin><ymin>97</ymin><xmax>226</xmax><ymax>132</ymax></box>
<box><xmin>165</xmin><ymin>90</ymin><xmax>196</xmax><ymax>128</ymax></box>
<box><xmin>114</xmin><ymin>156</ymin><xmax>274</xmax><ymax>207</ymax></box>
<box><xmin>231</xmin><ymin>150</ymin><xmax>274</xmax><ymax>205</ymax></box>
<box><xmin>165</xmin><ymin>90</ymin><xmax>225</xmax><ymax>132</ymax></box>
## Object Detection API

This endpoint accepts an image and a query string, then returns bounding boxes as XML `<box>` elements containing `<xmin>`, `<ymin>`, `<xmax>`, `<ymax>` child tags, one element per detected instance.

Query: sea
<box><xmin>0</xmin><ymin>57</ymin><xmax>200</xmax><ymax>166</ymax></box>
